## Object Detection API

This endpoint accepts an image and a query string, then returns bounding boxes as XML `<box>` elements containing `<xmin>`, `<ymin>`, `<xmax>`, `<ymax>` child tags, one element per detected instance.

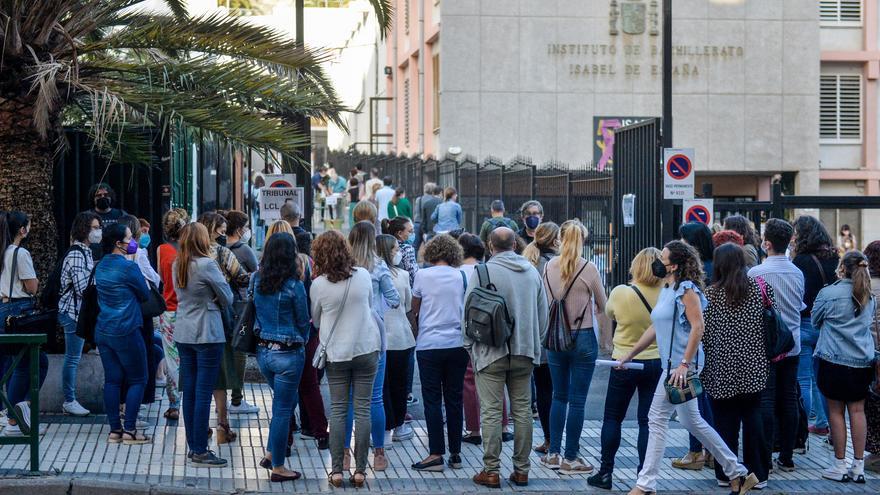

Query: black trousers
<box><xmin>712</xmin><ymin>392</ymin><xmax>768</xmax><ymax>483</ymax></box>
<box><xmin>760</xmin><ymin>355</ymin><xmax>800</xmax><ymax>470</ymax></box>
<box><xmin>598</xmin><ymin>358</ymin><xmax>662</xmax><ymax>473</ymax></box>
<box><xmin>384</xmin><ymin>348</ymin><xmax>413</xmax><ymax>430</ymax></box>
<box><xmin>417</xmin><ymin>347</ymin><xmax>469</xmax><ymax>455</ymax></box>
<box><xmin>533</xmin><ymin>363</ymin><xmax>553</xmax><ymax>443</ymax></box>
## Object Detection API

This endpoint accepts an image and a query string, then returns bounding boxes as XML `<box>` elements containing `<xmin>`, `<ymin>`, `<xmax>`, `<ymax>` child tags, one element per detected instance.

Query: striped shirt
<box><xmin>748</xmin><ymin>255</ymin><xmax>807</xmax><ymax>357</ymax></box>
<box><xmin>59</xmin><ymin>242</ymin><xmax>94</xmax><ymax>321</ymax></box>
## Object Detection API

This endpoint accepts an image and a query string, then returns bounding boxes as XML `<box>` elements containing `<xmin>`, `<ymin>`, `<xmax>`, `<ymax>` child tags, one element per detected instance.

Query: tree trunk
<box><xmin>0</xmin><ymin>95</ymin><xmax>58</xmax><ymax>281</ymax></box>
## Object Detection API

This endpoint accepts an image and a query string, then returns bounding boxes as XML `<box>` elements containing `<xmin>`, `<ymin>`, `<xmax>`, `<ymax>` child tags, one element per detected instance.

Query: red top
<box><xmin>158</xmin><ymin>243</ymin><xmax>178</xmax><ymax>312</ymax></box>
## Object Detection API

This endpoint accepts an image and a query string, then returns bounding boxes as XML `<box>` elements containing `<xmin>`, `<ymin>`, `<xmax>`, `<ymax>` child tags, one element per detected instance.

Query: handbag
<box><xmin>232</xmin><ymin>275</ymin><xmax>257</xmax><ymax>354</ymax></box>
<box><xmin>663</xmin><ymin>303</ymin><xmax>703</xmax><ymax>404</ymax></box>
<box><xmin>75</xmin><ymin>263</ymin><xmax>100</xmax><ymax>344</ymax></box>
<box><xmin>312</xmin><ymin>277</ymin><xmax>352</xmax><ymax>370</ymax></box>
<box><xmin>2</xmin><ymin>246</ymin><xmax>61</xmax><ymax>354</ymax></box>
<box><xmin>140</xmin><ymin>281</ymin><xmax>167</xmax><ymax>318</ymax></box>
<box><xmin>756</xmin><ymin>276</ymin><xmax>795</xmax><ymax>362</ymax></box>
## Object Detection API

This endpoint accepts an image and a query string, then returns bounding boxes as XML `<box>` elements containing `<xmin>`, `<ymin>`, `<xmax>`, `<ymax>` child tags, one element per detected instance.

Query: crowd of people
<box><xmin>0</xmin><ymin>179</ymin><xmax>878</xmax><ymax>493</ymax></box>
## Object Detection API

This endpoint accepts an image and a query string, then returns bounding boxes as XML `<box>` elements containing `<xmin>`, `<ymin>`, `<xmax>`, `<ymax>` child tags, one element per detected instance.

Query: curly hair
<box><xmin>258</xmin><ymin>232</ymin><xmax>300</xmax><ymax>293</ymax></box>
<box><xmin>70</xmin><ymin>211</ymin><xmax>99</xmax><ymax>244</ymax></box>
<box><xmin>423</xmin><ymin>234</ymin><xmax>463</xmax><ymax>266</ymax></box>
<box><xmin>864</xmin><ymin>240</ymin><xmax>880</xmax><ymax>278</ymax></box>
<box><xmin>722</xmin><ymin>215</ymin><xmax>759</xmax><ymax>247</ymax></box>
<box><xmin>665</xmin><ymin>239</ymin><xmax>705</xmax><ymax>290</ymax></box>
<box><xmin>712</xmin><ymin>229</ymin><xmax>744</xmax><ymax>248</ymax></box>
<box><xmin>162</xmin><ymin>208</ymin><xmax>189</xmax><ymax>241</ymax></box>
<box><xmin>313</xmin><ymin>230</ymin><xmax>355</xmax><ymax>283</ymax></box>
<box><xmin>793</xmin><ymin>215</ymin><xmax>837</xmax><ymax>259</ymax></box>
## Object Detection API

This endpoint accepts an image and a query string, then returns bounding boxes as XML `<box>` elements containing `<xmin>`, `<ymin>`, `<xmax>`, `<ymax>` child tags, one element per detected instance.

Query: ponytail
<box><xmin>380</xmin><ymin>218</ymin><xmax>391</xmax><ymax>235</ymax></box>
<box><xmin>558</xmin><ymin>220</ymin><xmax>586</xmax><ymax>285</ymax></box>
<box><xmin>841</xmin><ymin>250</ymin><xmax>872</xmax><ymax>311</ymax></box>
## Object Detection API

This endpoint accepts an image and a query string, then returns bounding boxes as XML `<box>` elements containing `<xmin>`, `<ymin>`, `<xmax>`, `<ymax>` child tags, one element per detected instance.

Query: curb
<box><xmin>0</xmin><ymin>477</ymin><xmax>233</xmax><ymax>495</ymax></box>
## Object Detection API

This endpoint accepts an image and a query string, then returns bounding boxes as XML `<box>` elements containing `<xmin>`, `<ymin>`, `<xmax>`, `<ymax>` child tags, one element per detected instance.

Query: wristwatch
<box><xmin>680</xmin><ymin>359</ymin><xmax>690</xmax><ymax>368</ymax></box>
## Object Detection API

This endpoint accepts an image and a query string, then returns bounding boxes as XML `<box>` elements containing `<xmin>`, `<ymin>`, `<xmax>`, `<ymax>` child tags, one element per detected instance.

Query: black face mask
<box><xmin>651</xmin><ymin>259</ymin><xmax>668</xmax><ymax>279</ymax></box>
<box><xmin>217</xmin><ymin>235</ymin><xmax>227</xmax><ymax>247</ymax></box>
<box><xmin>95</xmin><ymin>197</ymin><xmax>111</xmax><ymax>210</ymax></box>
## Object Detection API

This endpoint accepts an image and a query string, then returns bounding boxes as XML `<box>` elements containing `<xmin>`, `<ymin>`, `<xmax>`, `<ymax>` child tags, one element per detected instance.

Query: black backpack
<box><xmin>542</xmin><ymin>261</ymin><xmax>590</xmax><ymax>352</ymax></box>
<box><xmin>464</xmin><ymin>264</ymin><xmax>514</xmax><ymax>347</ymax></box>
<box><xmin>40</xmin><ymin>244</ymin><xmax>87</xmax><ymax>310</ymax></box>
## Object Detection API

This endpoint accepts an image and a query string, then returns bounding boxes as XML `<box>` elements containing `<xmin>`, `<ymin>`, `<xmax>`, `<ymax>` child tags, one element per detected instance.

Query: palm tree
<box><xmin>0</xmin><ymin>0</ymin><xmax>392</xmax><ymax>274</ymax></box>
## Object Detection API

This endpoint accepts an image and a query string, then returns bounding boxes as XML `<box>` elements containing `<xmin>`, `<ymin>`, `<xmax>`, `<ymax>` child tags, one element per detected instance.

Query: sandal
<box><xmin>163</xmin><ymin>408</ymin><xmax>179</xmax><ymax>420</ymax></box>
<box><xmin>108</xmin><ymin>429</ymin><xmax>123</xmax><ymax>444</ymax></box>
<box><xmin>328</xmin><ymin>472</ymin><xmax>344</xmax><ymax>488</ymax></box>
<box><xmin>349</xmin><ymin>471</ymin><xmax>366</xmax><ymax>488</ymax></box>
<box><xmin>216</xmin><ymin>422</ymin><xmax>237</xmax><ymax>444</ymax></box>
<box><xmin>122</xmin><ymin>429</ymin><xmax>151</xmax><ymax>445</ymax></box>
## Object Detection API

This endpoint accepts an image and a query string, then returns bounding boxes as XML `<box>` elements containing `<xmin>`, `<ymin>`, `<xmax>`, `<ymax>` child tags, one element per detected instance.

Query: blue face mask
<box><xmin>139</xmin><ymin>233</ymin><xmax>151</xmax><ymax>249</ymax></box>
<box><xmin>406</xmin><ymin>232</ymin><xmax>416</xmax><ymax>244</ymax></box>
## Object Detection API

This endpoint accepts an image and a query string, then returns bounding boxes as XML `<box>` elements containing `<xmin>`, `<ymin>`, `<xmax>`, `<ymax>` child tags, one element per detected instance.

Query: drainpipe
<box><xmin>418</xmin><ymin>0</ymin><xmax>426</xmax><ymax>156</ymax></box>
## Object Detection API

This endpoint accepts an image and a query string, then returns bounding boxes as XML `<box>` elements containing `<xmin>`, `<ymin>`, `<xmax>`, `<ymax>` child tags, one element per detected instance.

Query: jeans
<box><xmin>548</xmin><ymin>329</ymin><xmax>598</xmax><ymax>460</ymax></box>
<box><xmin>417</xmin><ymin>347</ymin><xmax>469</xmax><ymax>455</ymax></box>
<box><xmin>688</xmin><ymin>391</ymin><xmax>716</xmax><ymax>452</ymax></box>
<box><xmin>178</xmin><ymin>342</ymin><xmax>224</xmax><ymax>455</ymax></box>
<box><xmin>798</xmin><ymin>318</ymin><xmax>829</xmax><ymax>428</ymax></box>
<box><xmin>712</xmin><ymin>392</ymin><xmax>768</xmax><ymax>483</ymax></box>
<box><xmin>475</xmin><ymin>355</ymin><xmax>534</xmax><ymax>474</ymax></box>
<box><xmin>599</xmin><ymin>358</ymin><xmax>663</xmax><ymax>473</ymax></box>
<box><xmin>297</xmin><ymin>330</ymin><xmax>328</xmax><ymax>439</ymax></box>
<box><xmin>327</xmin><ymin>351</ymin><xmax>379</xmax><ymax>473</ymax></box>
<box><xmin>761</xmin><ymin>355</ymin><xmax>800</xmax><ymax>467</ymax></box>
<box><xmin>384</xmin><ymin>348</ymin><xmax>413</xmax><ymax>430</ymax></box>
<box><xmin>96</xmin><ymin>330</ymin><xmax>148</xmax><ymax>432</ymax></box>
<box><xmin>636</xmin><ymin>375</ymin><xmax>748</xmax><ymax>493</ymax></box>
<box><xmin>257</xmin><ymin>345</ymin><xmax>305</xmax><ymax>468</ymax></box>
<box><xmin>345</xmin><ymin>351</ymin><xmax>386</xmax><ymax>449</ymax></box>
<box><xmin>534</xmin><ymin>363</ymin><xmax>553</xmax><ymax>443</ymax></box>
<box><xmin>60</xmin><ymin>313</ymin><xmax>85</xmax><ymax>403</ymax></box>
<box><xmin>0</xmin><ymin>299</ymin><xmax>48</xmax><ymax>407</ymax></box>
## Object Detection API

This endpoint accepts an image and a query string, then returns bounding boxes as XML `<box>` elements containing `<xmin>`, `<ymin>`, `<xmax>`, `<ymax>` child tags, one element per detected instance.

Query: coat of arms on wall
<box><xmin>610</xmin><ymin>0</ymin><xmax>659</xmax><ymax>36</ymax></box>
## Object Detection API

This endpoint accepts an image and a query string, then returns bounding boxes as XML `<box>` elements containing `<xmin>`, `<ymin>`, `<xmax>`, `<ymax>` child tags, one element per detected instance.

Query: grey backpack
<box><xmin>464</xmin><ymin>264</ymin><xmax>514</xmax><ymax>347</ymax></box>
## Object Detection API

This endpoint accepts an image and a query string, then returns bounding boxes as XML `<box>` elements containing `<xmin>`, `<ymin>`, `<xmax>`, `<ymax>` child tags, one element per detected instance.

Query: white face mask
<box><xmin>241</xmin><ymin>227</ymin><xmax>252</xmax><ymax>244</ymax></box>
<box><xmin>88</xmin><ymin>228</ymin><xmax>103</xmax><ymax>245</ymax></box>
<box><xmin>392</xmin><ymin>252</ymin><xmax>403</xmax><ymax>266</ymax></box>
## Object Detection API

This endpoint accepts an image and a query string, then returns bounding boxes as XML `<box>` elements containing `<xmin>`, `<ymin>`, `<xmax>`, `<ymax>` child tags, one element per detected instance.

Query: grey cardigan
<box><xmin>172</xmin><ymin>257</ymin><xmax>234</xmax><ymax>344</ymax></box>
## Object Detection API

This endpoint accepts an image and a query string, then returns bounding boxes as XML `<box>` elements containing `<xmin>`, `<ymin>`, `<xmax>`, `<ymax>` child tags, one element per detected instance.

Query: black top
<box><xmin>518</xmin><ymin>227</ymin><xmax>534</xmax><ymax>245</ymax></box>
<box><xmin>348</xmin><ymin>186</ymin><xmax>360</xmax><ymax>203</ymax></box>
<box><xmin>793</xmin><ymin>253</ymin><xmax>839</xmax><ymax>318</ymax></box>
<box><xmin>420</xmin><ymin>196</ymin><xmax>442</xmax><ymax>233</ymax></box>
<box><xmin>93</xmin><ymin>207</ymin><xmax>126</xmax><ymax>227</ymax></box>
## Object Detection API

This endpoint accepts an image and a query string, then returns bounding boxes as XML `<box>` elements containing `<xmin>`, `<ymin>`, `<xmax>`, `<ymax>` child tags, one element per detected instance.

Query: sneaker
<box><xmin>0</xmin><ymin>409</ymin><xmax>8</xmax><ymax>427</ymax></box>
<box><xmin>848</xmin><ymin>458</ymin><xmax>866</xmax><ymax>484</ymax></box>
<box><xmin>540</xmin><ymin>453</ymin><xmax>561</xmax><ymax>470</ymax></box>
<box><xmin>717</xmin><ymin>479</ymin><xmax>730</xmax><ymax>487</ymax></box>
<box><xmin>2</xmin><ymin>424</ymin><xmax>22</xmax><ymax>437</ymax></box>
<box><xmin>822</xmin><ymin>457</ymin><xmax>850</xmax><ymax>482</ymax></box>
<box><xmin>808</xmin><ymin>425</ymin><xmax>829</xmax><ymax>436</ymax></box>
<box><xmin>393</xmin><ymin>423</ymin><xmax>414</xmax><ymax>441</ymax></box>
<box><xmin>191</xmin><ymin>450</ymin><xmax>228</xmax><ymax>468</ymax></box>
<box><xmin>671</xmin><ymin>451</ymin><xmax>705</xmax><ymax>470</ymax></box>
<box><xmin>773</xmin><ymin>458</ymin><xmax>795</xmax><ymax>473</ymax></box>
<box><xmin>14</xmin><ymin>402</ymin><xmax>31</xmax><ymax>435</ymax></box>
<box><xmin>407</xmin><ymin>394</ymin><xmax>420</xmax><ymax>406</ymax></box>
<box><xmin>228</xmin><ymin>400</ymin><xmax>260</xmax><ymax>414</ymax></box>
<box><xmin>559</xmin><ymin>457</ymin><xmax>594</xmax><ymax>475</ymax></box>
<box><xmin>383</xmin><ymin>430</ymin><xmax>394</xmax><ymax>449</ymax></box>
<box><xmin>754</xmin><ymin>480</ymin><xmax>768</xmax><ymax>490</ymax></box>
<box><xmin>63</xmin><ymin>400</ymin><xmax>91</xmax><ymax>417</ymax></box>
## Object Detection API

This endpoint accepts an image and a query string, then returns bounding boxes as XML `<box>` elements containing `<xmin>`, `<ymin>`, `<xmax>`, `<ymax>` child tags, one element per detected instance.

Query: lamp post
<box><xmin>662</xmin><ymin>0</ymin><xmax>672</xmax><ymax>148</ymax></box>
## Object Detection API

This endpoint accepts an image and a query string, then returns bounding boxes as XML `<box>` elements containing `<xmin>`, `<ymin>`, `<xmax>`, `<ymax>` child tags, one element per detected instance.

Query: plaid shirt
<box><xmin>59</xmin><ymin>241</ymin><xmax>94</xmax><ymax>321</ymax></box>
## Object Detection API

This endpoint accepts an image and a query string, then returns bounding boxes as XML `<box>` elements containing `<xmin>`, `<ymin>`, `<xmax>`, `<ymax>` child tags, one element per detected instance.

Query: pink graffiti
<box><xmin>596</xmin><ymin>118</ymin><xmax>621</xmax><ymax>172</ymax></box>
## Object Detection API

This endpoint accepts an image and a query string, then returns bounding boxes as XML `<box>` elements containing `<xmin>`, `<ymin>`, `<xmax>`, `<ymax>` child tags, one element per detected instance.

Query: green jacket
<box><xmin>479</xmin><ymin>216</ymin><xmax>519</xmax><ymax>245</ymax></box>
<box><xmin>388</xmin><ymin>197</ymin><xmax>413</xmax><ymax>220</ymax></box>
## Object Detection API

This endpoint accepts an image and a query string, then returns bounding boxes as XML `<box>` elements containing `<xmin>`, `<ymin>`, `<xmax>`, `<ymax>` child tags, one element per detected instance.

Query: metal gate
<box><xmin>611</xmin><ymin>118</ymin><xmax>663</xmax><ymax>288</ymax></box>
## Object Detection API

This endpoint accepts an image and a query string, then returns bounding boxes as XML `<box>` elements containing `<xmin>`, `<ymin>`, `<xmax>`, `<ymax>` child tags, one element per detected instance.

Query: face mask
<box><xmin>88</xmin><ymin>228</ymin><xmax>102</xmax><ymax>245</ymax></box>
<box><xmin>119</xmin><ymin>239</ymin><xmax>138</xmax><ymax>255</ymax></box>
<box><xmin>217</xmin><ymin>235</ymin><xmax>227</xmax><ymax>247</ymax></box>
<box><xmin>406</xmin><ymin>232</ymin><xmax>416</xmax><ymax>244</ymax></box>
<box><xmin>241</xmin><ymin>228</ymin><xmax>252</xmax><ymax>244</ymax></box>
<box><xmin>95</xmin><ymin>197</ymin><xmax>111</xmax><ymax>210</ymax></box>
<box><xmin>525</xmin><ymin>215</ymin><xmax>541</xmax><ymax>230</ymax></box>
<box><xmin>139</xmin><ymin>233</ymin><xmax>151</xmax><ymax>249</ymax></box>
<box><xmin>651</xmin><ymin>259</ymin><xmax>668</xmax><ymax>279</ymax></box>
<box><xmin>393</xmin><ymin>252</ymin><xmax>403</xmax><ymax>265</ymax></box>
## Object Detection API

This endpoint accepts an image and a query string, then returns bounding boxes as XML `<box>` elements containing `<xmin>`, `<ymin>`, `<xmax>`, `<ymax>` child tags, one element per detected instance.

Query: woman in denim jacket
<box><xmin>813</xmin><ymin>250</ymin><xmax>877</xmax><ymax>484</ymax></box>
<box><xmin>252</xmin><ymin>233</ymin><xmax>311</xmax><ymax>482</ymax></box>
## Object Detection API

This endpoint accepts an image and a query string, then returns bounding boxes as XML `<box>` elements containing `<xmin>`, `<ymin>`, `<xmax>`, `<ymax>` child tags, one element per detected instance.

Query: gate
<box><xmin>611</xmin><ymin>118</ymin><xmax>663</xmax><ymax>288</ymax></box>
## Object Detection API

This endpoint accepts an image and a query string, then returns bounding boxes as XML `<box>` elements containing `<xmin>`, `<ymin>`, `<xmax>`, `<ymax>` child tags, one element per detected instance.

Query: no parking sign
<box><xmin>682</xmin><ymin>199</ymin><xmax>714</xmax><ymax>226</ymax></box>
<box><xmin>663</xmin><ymin>148</ymin><xmax>695</xmax><ymax>200</ymax></box>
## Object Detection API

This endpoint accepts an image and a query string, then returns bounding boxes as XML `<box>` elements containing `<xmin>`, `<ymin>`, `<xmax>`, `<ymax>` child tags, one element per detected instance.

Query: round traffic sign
<box><xmin>269</xmin><ymin>180</ymin><xmax>293</xmax><ymax>188</ymax></box>
<box><xmin>666</xmin><ymin>154</ymin><xmax>693</xmax><ymax>181</ymax></box>
<box><xmin>685</xmin><ymin>205</ymin><xmax>711</xmax><ymax>225</ymax></box>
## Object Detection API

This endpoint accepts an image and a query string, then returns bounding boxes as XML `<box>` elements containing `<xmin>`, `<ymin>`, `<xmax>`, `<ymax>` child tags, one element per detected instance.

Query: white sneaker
<box><xmin>0</xmin><ymin>409</ymin><xmax>7</xmax><ymax>427</ymax></box>
<box><xmin>392</xmin><ymin>423</ymin><xmax>415</xmax><ymax>441</ymax></box>
<box><xmin>63</xmin><ymin>400</ymin><xmax>91</xmax><ymax>417</ymax></box>
<box><xmin>2</xmin><ymin>424</ymin><xmax>22</xmax><ymax>436</ymax></box>
<box><xmin>384</xmin><ymin>430</ymin><xmax>393</xmax><ymax>449</ymax></box>
<box><xmin>540</xmin><ymin>453</ymin><xmax>562</xmax><ymax>470</ymax></box>
<box><xmin>822</xmin><ymin>457</ymin><xmax>851</xmax><ymax>482</ymax></box>
<box><xmin>228</xmin><ymin>400</ymin><xmax>260</xmax><ymax>414</ymax></box>
<box><xmin>14</xmin><ymin>402</ymin><xmax>31</xmax><ymax>435</ymax></box>
<box><xmin>849</xmin><ymin>458</ymin><xmax>866</xmax><ymax>484</ymax></box>
<box><xmin>754</xmin><ymin>480</ymin><xmax>768</xmax><ymax>490</ymax></box>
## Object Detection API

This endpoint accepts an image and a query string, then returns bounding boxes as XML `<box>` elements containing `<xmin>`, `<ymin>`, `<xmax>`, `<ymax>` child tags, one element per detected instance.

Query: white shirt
<box><xmin>136</xmin><ymin>248</ymin><xmax>161</xmax><ymax>287</ymax></box>
<box><xmin>385</xmin><ymin>268</ymin><xmax>415</xmax><ymax>351</ymax></box>
<box><xmin>375</xmin><ymin>186</ymin><xmax>396</xmax><ymax>221</ymax></box>
<box><xmin>311</xmin><ymin>267</ymin><xmax>381</xmax><ymax>363</ymax></box>
<box><xmin>412</xmin><ymin>265</ymin><xmax>467</xmax><ymax>351</ymax></box>
<box><xmin>0</xmin><ymin>245</ymin><xmax>36</xmax><ymax>299</ymax></box>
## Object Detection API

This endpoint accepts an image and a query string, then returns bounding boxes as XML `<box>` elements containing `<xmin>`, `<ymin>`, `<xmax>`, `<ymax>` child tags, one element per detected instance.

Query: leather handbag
<box><xmin>140</xmin><ymin>282</ymin><xmax>167</xmax><ymax>318</ymax></box>
<box><xmin>756</xmin><ymin>276</ymin><xmax>795</xmax><ymax>362</ymax></box>
<box><xmin>663</xmin><ymin>303</ymin><xmax>703</xmax><ymax>404</ymax></box>
<box><xmin>75</xmin><ymin>263</ymin><xmax>100</xmax><ymax>344</ymax></box>
<box><xmin>312</xmin><ymin>277</ymin><xmax>351</xmax><ymax>370</ymax></box>
<box><xmin>232</xmin><ymin>277</ymin><xmax>257</xmax><ymax>354</ymax></box>
<box><xmin>1</xmin><ymin>247</ymin><xmax>61</xmax><ymax>354</ymax></box>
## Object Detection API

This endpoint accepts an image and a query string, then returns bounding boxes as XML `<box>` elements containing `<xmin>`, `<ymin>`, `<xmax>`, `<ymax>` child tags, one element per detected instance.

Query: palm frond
<box><xmin>368</xmin><ymin>0</ymin><xmax>393</xmax><ymax>38</ymax></box>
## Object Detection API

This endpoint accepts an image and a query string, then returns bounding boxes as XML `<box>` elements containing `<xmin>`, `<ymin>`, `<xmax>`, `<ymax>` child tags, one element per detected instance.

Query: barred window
<box><xmin>820</xmin><ymin>1</ymin><xmax>862</xmax><ymax>25</ymax></box>
<box><xmin>404</xmin><ymin>78</ymin><xmax>411</xmax><ymax>146</ymax></box>
<box><xmin>405</xmin><ymin>0</ymin><xmax>410</xmax><ymax>34</ymax></box>
<box><xmin>820</xmin><ymin>74</ymin><xmax>862</xmax><ymax>142</ymax></box>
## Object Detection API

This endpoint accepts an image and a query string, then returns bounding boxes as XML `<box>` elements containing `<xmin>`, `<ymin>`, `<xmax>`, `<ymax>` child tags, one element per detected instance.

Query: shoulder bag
<box><xmin>756</xmin><ymin>276</ymin><xmax>794</xmax><ymax>361</ymax></box>
<box><xmin>75</xmin><ymin>262</ymin><xmax>100</xmax><ymax>344</ymax></box>
<box><xmin>140</xmin><ymin>281</ymin><xmax>167</xmax><ymax>318</ymax></box>
<box><xmin>312</xmin><ymin>276</ymin><xmax>352</xmax><ymax>370</ymax></box>
<box><xmin>232</xmin><ymin>274</ymin><xmax>257</xmax><ymax>354</ymax></box>
<box><xmin>2</xmin><ymin>247</ymin><xmax>63</xmax><ymax>354</ymax></box>
<box><xmin>663</xmin><ymin>302</ymin><xmax>704</xmax><ymax>404</ymax></box>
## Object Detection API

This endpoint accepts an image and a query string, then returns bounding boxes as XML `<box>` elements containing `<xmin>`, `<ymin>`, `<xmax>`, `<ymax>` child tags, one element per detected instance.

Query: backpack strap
<box><xmin>7</xmin><ymin>246</ymin><xmax>19</xmax><ymax>299</ymax></box>
<box><xmin>460</xmin><ymin>269</ymin><xmax>468</xmax><ymax>298</ymax></box>
<box><xmin>811</xmin><ymin>254</ymin><xmax>828</xmax><ymax>286</ymax></box>
<box><xmin>476</xmin><ymin>263</ymin><xmax>495</xmax><ymax>291</ymax></box>
<box><xmin>628</xmin><ymin>284</ymin><xmax>653</xmax><ymax>314</ymax></box>
<box><xmin>755</xmin><ymin>276</ymin><xmax>771</xmax><ymax>308</ymax></box>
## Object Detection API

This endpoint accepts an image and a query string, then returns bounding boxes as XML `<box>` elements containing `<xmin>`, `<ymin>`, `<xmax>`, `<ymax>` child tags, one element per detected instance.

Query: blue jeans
<box><xmin>0</xmin><ymin>299</ymin><xmax>48</xmax><ymax>407</ymax></box>
<box><xmin>346</xmin><ymin>350</ymin><xmax>386</xmax><ymax>449</ymax></box>
<box><xmin>60</xmin><ymin>313</ymin><xmax>85</xmax><ymax>403</ymax></box>
<box><xmin>798</xmin><ymin>318</ymin><xmax>828</xmax><ymax>428</ymax></box>
<box><xmin>688</xmin><ymin>392</ymin><xmax>716</xmax><ymax>452</ymax></box>
<box><xmin>257</xmin><ymin>345</ymin><xmax>305</xmax><ymax>467</ymax></box>
<box><xmin>547</xmin><ymin>329</ymin><xmax>598</xmax><ymax>460</ymax></box>
<box><xmin>96</xmin><ymin>330</ymin><xmax>147</xmax><ymax>431</ymax></box>
<box><xmin>178</xmin><ymin>342</ymin><xmax>224</xmax><ymax>455</ymax></box>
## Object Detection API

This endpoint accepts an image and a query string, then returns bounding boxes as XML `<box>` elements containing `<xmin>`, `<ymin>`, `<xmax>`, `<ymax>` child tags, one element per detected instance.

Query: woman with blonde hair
<box><xmin>588</xmin><ymin>247</ymin><xmax>665</xmax><ymax>489</ymax></box>
<box><xmin>521</xmin><ymin>222</ymin><xmax>560</xmax><ymax>454</ymax></box>
<box><xmin>540</xmin><ymin>220</ymin><xmax>607</xmax><ymax>474</ymax></box>
<box><xmin>266</xmin><ymin>219</ymin><xmax>293</xmax><ymax>241</ymax></box>
<box><xmin>350</xmin><ymin>199</ymin><xmax>378</xmax><ymax>231</ymax></box>
<box><xmin>173</xmin><ymin>222</ymin><xmax>234</xmax><ymax>467</ymax></box>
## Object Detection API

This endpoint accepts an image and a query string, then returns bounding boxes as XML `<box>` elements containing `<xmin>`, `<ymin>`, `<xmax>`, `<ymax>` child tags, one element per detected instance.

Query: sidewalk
<box><xmin>0</xmin><ymin>383</ymin><xmax>877</xmax><ymax>494</ymax></box>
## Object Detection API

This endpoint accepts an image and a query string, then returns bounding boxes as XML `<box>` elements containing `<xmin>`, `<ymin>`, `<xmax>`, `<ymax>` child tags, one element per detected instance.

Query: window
<box><xmin>404</xmin><ymin>78</ymin><xmax>411</xmax><ymax>146</ymax></box>
<box><xmin>404</xmin><ymin>0</ymin><xmax>410</xmax><ymax>34</ymax></box>
<box><xmin>432</xmin><ymin>54</ymin><xmax>440</xmax><ymax>132</ymax></box>
<box><xmin>820</xmin><ymin>1</ymin><xmax>862</xmax><ymax>26</ymax></box>
<box><xmin>820</xmin><ymin>74</ymin><xmax>862</xmax><ymax>142</ymax></box>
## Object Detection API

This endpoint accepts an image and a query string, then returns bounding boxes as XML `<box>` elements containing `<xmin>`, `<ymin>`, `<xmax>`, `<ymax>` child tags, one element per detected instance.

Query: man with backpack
<box><xmin>463</xmin><ymin>227</ymin><xmax>548</xmax><ymax>488</ymax></box>
<box><xmin>478</xmin><ymin>200</ymin><xmax>519</xmax><ymax>247</ymax></box>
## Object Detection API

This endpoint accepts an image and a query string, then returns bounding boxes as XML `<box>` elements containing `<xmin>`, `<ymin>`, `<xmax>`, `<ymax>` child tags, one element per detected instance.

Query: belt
<box><xmin>257</xmin><ymin>338</ymin><xmax>303</xmax><ymax>352</ymax></box>
<box><xmin>1</xmin><ymin>297</ymin><xmax>31</xmax><ymax>304</ymax></box>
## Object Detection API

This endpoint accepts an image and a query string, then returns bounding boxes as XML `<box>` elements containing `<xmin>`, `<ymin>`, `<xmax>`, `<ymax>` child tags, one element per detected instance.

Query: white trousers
<box><xmin>636</xmin><ymin>374</ymin><xmax>748</xmax><ymax>493</ymax></box>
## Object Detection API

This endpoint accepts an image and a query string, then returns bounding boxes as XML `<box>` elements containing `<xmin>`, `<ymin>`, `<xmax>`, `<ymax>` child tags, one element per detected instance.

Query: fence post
<box><xmin>435</xmin><ymin>161</ymin><xmax>440</xmax><ymax>184</ymax></box>
<box><xmin>29</xmin><ymin>342</ymin><xmax>39</xmax><ymax>472</ymax></box>
<box><xmin>566</xmin><ymin>172</ymin><xmax>572</xmax><ymax>220</ymax></box>
<box><xmin>500</xmin><ymin>165</ymin><xmax>506</xmax><ymax>205</ymax></box>
<box><xmin>530</xmin><ymin>165</ymin><xmax>537</xmax><ymax>199</ymax></box>
<box><xmin>771</xmin><ymin>182</ymin><xmax>784</xmax><ymax>219</ymax></box>
<box><xmin>475</xmin><ymin>161</ymin><xmax>481</xmax><ymax>232</ymax></box>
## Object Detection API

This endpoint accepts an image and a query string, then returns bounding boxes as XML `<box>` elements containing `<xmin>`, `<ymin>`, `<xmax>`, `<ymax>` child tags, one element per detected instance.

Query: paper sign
<box><xmin>259</xmin><ymin>187</ymin><xmax>304</xmax><ymax>221</ymax></box>
<box><xmin>622</xmin><ymin>194</ymin><xmax>636</xmax><ymax>227</ymax></box>
<box><xmin>663</xmin><ymin>148</ymin><xmax>695</xmax><ymax>200</ymax></box>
